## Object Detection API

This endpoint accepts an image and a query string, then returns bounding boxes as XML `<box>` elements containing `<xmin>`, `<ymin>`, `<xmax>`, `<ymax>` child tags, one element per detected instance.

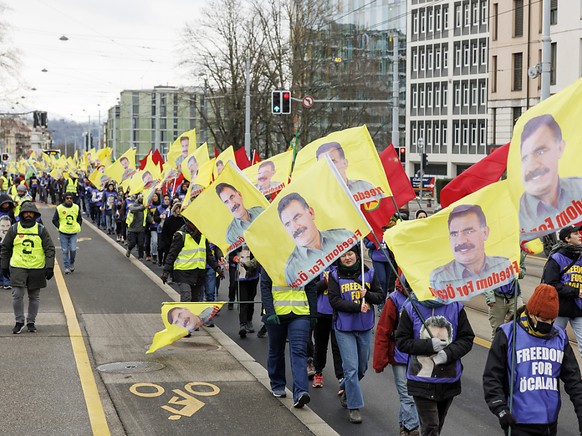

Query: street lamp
<box><xmin>417</xmin><ymin>137</ymin><xmax>424</xmax><ymax>201</ymax></box>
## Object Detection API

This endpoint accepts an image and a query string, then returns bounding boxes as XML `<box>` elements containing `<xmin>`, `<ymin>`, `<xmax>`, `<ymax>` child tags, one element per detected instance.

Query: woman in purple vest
<box><xmin>328</xmin><ymin>245</ymin><xmax>384</xmax><ymax>424</ymax></box>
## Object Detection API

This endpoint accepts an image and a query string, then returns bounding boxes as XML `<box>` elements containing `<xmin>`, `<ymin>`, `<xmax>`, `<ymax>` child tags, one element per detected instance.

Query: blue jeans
<box><xmin>335</xmin><ymin>328</ymin><xmax>372</xmax><ymax>409</ymax></box>
<box><xmin>555</xmin><ymin>316</ymin><xmax>582</xmax><ymax>357</ymax></box>
<box><xmin>59</xmin><ymin>232</ymin><xmax>77</xmax><ymax>269</ymax></box>
<box><xmin>104</xmin><ymin>210</ymin><xmax>114</xmax><ymax>232</ymax></box>
<box><xmin>201</xmin><ymin>268</ymin><xmax>216</xmax><ymax>302</ymax></box>
<box><xmin>392</xmin><ymin>364</ymin><xmax>419</xmax><ymax>431</ymax></box>
<box><xmin>265</xmin><ymin>316</ymin><xmax>310</xmax><ymax>403</ymax></box>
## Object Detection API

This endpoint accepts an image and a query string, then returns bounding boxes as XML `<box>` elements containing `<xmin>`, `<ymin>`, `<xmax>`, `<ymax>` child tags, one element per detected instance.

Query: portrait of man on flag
<box><xmin>245</xmin><ymin>157</ymin><xmax>370</xmax><ymax>287</ymax></box>
<box><xmin>243</xmin><ymin>150</ymin><xmax>293</xmax><ymax>196</ymax></box>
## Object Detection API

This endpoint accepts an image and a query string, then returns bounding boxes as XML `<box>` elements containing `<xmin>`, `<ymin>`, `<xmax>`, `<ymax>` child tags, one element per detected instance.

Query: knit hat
<box><xmin>16</xmin><ymin>185</ymin><xmax>26</xmax><ymax>192</ymax></box>
<box><xmin>559</xmin><ymin>225</ymin><xmax>581</xmax><ymax>242</ymax></box>
<box><xmin>526</xmin><ymin>284</ymin><xmax>559</xmax><ymax>319</ymax></box>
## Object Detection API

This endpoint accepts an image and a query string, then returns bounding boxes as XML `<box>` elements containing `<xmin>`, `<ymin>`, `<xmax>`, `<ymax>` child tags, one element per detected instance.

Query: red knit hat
<box><xmin>526</xmin><ymin>284</ymin><xmax>559</xmax><ymax>319</ymax></box>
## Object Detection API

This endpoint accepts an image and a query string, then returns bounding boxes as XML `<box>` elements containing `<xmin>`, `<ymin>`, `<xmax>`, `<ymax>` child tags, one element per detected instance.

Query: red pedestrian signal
<box><xmin>399</xmin><ymin>147</ymin><xmax>406</xmax><ymax>162</ymax></box>
<box><xmin>281</xmin><ymin>91</ymin><xmax>291</xmax><ymax>114</ymax></box>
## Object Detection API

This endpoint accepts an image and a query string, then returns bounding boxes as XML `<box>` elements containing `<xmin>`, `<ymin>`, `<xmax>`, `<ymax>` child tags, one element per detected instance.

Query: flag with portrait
<box><xmin>243</xmin><ymin>150</ymin><xmax>293</xmax><ymax>197</ymax></box>
<box><xmin>167</xmin><ymin>129</ymin><xmax>197</xmax><ymax>169</ymax></box>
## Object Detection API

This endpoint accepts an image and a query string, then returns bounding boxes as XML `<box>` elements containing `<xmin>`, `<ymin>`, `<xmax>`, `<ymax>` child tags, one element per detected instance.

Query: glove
<box><xmin>432</xmin><ymin>350</ymin><xmax>448</xmax><ymax>365</ymax></box>
<box><xmin>431</xmin><ymin>338</ymin><xmax>448</xmax><ymax>352</ymax></box>
<box><xmin>310</xmin><ymin>317</ymin><xmax>317</xmax><ymax>328</ymax></box>
<box><xmin>218</xmin><ymin>270</ymin><xmax>225</xmax><ymax>280</ymax></box>
<box><xmin>2</xmin><ymin>268</ymin><xmax>9</xmax><ymax>279</ymax></box>
<box><xmin>161</xmin><ymin>271</ymin><xmax>169</xmax><ymax>284</ymax></box>
<box><xmin>497</xmin><ymin>408</ymin><xmax>516</xmax><ymax>430</ymax></box>
<box><xmin>45</xmin><ymin>268</ymin><xmax>54</xmax><ymax>280</ymax></box>
<box><xmin>265</xmin><ymin>314</ymin><xmax>280</xmax><ymax>325</ymax></box>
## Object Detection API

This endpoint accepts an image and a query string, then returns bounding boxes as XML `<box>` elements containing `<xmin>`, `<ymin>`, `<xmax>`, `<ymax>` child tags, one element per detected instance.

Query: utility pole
<box><xmin>540</xmin><ymin>0</ymin><xmax>551</xmax><ymax>100</ymax></box>
<box><xmin>392</xmin><ymin>34</ymin><xmax>400</xmax><ymax>148</ymax></box>
<box><xmin>418</xmin><ymin>137</ymin><xmax>424</xmax><ymax>201</ymax></box>
<box><xmin>244</xmin><ymin>59</ymin><xmax>251</xmax><ymax>158</ymax></box>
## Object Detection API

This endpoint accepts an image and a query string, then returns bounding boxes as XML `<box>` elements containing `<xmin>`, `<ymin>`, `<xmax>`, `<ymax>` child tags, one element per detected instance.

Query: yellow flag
<box><xmin>181</xmin><ymin>143</ymin><xmax>210</xmax><ymax>183</ymax></box>
<box><xmin>243</xmin><ymin>150</ymin><xmax>293</xmax><ymax>197</ymax></box>
<box><xmin>89</xmin><ymin>166</ymin><xmax>111</xmax><ymax>190</ymax></box>
<box><xmin>182</xmin><ymin>161</ymin><xmax>269</xmax><ymax>255</ymax></box>
<box><xmin>181</xmin><ymin>159</ymin><xmax>215</xmax><ymax>210</ymax></box>
<box><xmin>105</xmin><ymin>148</ymin><xmax>137</xmax><ymax>184</ymax></box>
<box><xmin>147</xmin><ymin>302</ymin><xmax>224</xmax><ymax>354</ymax></box>
<box><xmin>384</xmin><ymin>180</ymin><xmax>520</xmax><ymax>302</ymax></box>
<box><xmin>292</xmin><ymin>125</ymin><xmax>392</xmax><ymax>205</ymax></box>
<box><xmin>96</xmin><ymin>147</ymin><xmax>112</xmax><ymax>167</ymax></box>
<box><xmin>245</xmin><ymin>157</ymin><xmax>371</xmax><ymax>287</ymax></box>
<box><xmin>213</xmin><ymin>146</ymin><xmax>236</xmax><ymax>178</ymax></box>
<box><xmin>507</xmin><ymin>77</ymin><xmax>582</xmax><ymax>240</ymax></box>
<box><xmin>168</xmin><ymin>129</ymin><xmax>197</xmax><ymax>168</ymax></box>
<box><xmin>129</xmin><ymin>155</ymin><xmax>162</xmax><ymax>195</ymax></box>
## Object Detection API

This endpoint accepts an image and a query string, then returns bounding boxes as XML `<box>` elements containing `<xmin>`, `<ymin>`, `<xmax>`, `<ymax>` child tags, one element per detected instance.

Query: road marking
<box><xmin>54</xmin><ymin>262</ymin><xmax>111</xmax><ymax>435</ymax></box>
<box><xmin>474</xmin><ymin>336</ymin><xmax>491</xmax><ymax>349</ymax></box>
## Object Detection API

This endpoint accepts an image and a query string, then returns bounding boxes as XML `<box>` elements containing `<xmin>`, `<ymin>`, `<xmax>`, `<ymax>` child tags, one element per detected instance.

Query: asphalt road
<box><xmin>0</xmin><ymin>205</ymin><xmax>579</xmax><ymax>435</ymax></box>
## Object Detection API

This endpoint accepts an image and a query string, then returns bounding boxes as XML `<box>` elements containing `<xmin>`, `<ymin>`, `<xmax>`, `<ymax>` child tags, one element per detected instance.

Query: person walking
<box><xmin>261</xmin><ymin>268</ymin><xmax>316</xmax><ymax>408</ymax></box>
<box><xmin>125</xmin><ymin>195</ymin><xmax>151</xmax><ymax>260</ymax></box>
<box><xmin>483</xmin><ymin>284</ymin><xmax>582</xmax><ymax>435</ymax></box>
<box><xmin>51</xmin><ymin>192</ymin><xmax>82</xmax><ymax>274</ymax></box>
<box><xmin>1</xmin><ymin>201</ymin><xmax>55</xmax><ymax>333</ymax></box>
<box><xmin>161</xmin><ymin>218</ymin><xmax>223</xmax><ymax>304</ymax></box>
<box><xmin>230</xmin><ymin>246</ymin><xmax>260</xmax><ymax>338</ymax></box>
<box><xmin>395</xmin><ymin>293</ymin><xmax>474</xmax><ymax>436</ymax></box>
<box><xmin>328</xmin><ymin>245</ymin><xmax>384</xmax><ymax>424</ymax></box>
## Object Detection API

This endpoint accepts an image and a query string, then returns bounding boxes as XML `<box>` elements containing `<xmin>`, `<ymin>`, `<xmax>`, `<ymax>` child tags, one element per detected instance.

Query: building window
<box><xmin>427</xmin><ymin>84</ymin><xmax>433</xmax><ymax>107</ymax></box>
<box><xmin>471</xmin><ymin>123</ymin><xmax>477</xmax><ymax>145</ymax></box>
<box><xmin>420</xmin><ymin>50</ymin><xmax>426</xmax><ymax>70</ymax></box>
<box><xmin>512</xmin><ymin>107</ymin><xmax>522</xmax><ymax>126</ymax></box>
<box><xmin>436</xmin><ymin>48</ymin><xmax>441</xmax><ymax>69</ymax></box>
<box><xmin>443</xmin><ymin>47</ymin><xmax>449</xmax><ymax>68</ymax></box>
<box><xmin>443</xmin><ymin>85</ymin><xmax>448</xmax><ymax>107</ymax></box>
<box><xmin>413</xmin><ymin>51</ymin><xmax>418</xmax><ymax>71</ymax></box>
<box><xmin>455</xmin><ymin>44</ymin><xmax>461</xmax><ymax>68</ymax></box>
<box><xmin>471</xmin><ymin>83</ymin><xmax>478</xmax><ymax>106</ymax></box>
<box><xmin>480</xmin><ymin>40</ymin><xmax>487</xmax><ymax>64</ymax></box>
<box><xmin>463</xmin><ymin>44</ymin><xmax>470</xmax><ymax>67</ymax></box>
<box><xmin>436</xmin><ymin>7</ymin><xmax>442</xmax><ymax>31</ymax></box>
<box><xmin>473</xmin><ymin>2</ymin><xmax>479</xmax><ymax>25</ymax></box>
<box><xmin>551</xmin><ymin>42</ymin><xmax>557</xmax><ymax>85</ymax></box>
<box><xmin>435</xmin><ymin>124</ymin><xmax>441</xmax><ymax>145</ymax></box>
<box><xmin>472</xmin><ymin>42</ymin><xmax>478</xmax><ymax>65</ymax></box>
<box><xmin>492</xmin><ymin>55</ymin><xmax>497</xmax><ymax>92</ymax></box>
<box><xmin>428</xmin><ymin>48</ymin><xmax>433</xmax><ymax>70</ymax></box>
<box><xmin>463</xmin><ymin>123</ymin><xmax>469</xmax><ymax>145</ymax></box>
<box><xmin>444</xmin><ymin>6</ymin><xmax>449</xmax><ymax>29</ymax></box>
<box><xmin>454</xmin><ymin>83</ymin><xmax>461</xmax><ymax>106</ymax></box>
<box><xmin>550</xmin><ymin>0</ymin><xmax>557</xmax><ymax>25</ymax></box>
<box><xmin>481</xmin><ymin>0</ymin><xmax>488</xmax><ymax>24</ymax></box>
<box><xmin>420</xmin><ymin>9</ymin><xmax>426</xmax><ymax>33</ymax></box>
<box><xmin>420</xmin><ymin>87</ymin><xmax>425</xmax><ymax>108</ymax></box>
<box><xmin>435</xmin><ymin>85</ymin><xmax>441</xmax><ymax>107</ymax></box>
<box><xmin>412</xmin><ymin>125</ymin><xmax>417</xmax><ymax>145</ymax></box>
<box><xmin>456</xmin><ymin>4</ymin><xmax>462</xmax><ymax>28</ymax></box>
<box><xmin>492</xmin><ymin>3</ymin><xmax>498</xmax><ymax>40</ymax></box>
<box><xmin>412</xmin><ymin>88</ymin><xmax>418</xmax><ymax>108</ymax></box>
<box><xmin>479</xmin><ymin>121</ymin><xmax>486</xmax><ymax>145</ymax></box>
<box><xmin>463</xmin><ymin>83</ymin><xmax>469</xmax><ymax>106</ymax></box>
<box><xmin>512</xmin><ymin>52</ymin><xmax>523</xmax><ymax>91</ymax></box>
<box><xmin>454</xmin><ymin>123</ymin><xmax>461</xmax><ymax>145</ymax></box>
<box><xmin>443</xmin><ymin>124</ymin><xmax>448</xmax><ymax>145</ymax></box>
<box><xmin>464</xmin><ymin>3</ymin><xmax>470</xmax><ymax>27</ymax></box>
<box><xmin>479</xmin><ymin>80</ymin><xmax>486</xmax><ymax>105</ymax></box>
<box><xmin>413</xmin><ymin>12</ymin><xmax>419</xmax><ymax>34</ymax></box>
<box><xmin>514</xmin><ymin>0</ymin><xmax>523</xmax><ymax>37</ymax></box>
<box><xmin>428</xmin><ymin>9</ymin><xmax>434</xmax><ymax>32</ymax></box>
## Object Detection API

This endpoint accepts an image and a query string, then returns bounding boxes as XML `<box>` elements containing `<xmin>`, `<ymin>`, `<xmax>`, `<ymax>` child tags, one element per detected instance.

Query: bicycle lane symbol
<box><xmin>129</xmin><ymin>382</ymin><xmax>220</xmax><ymax>420</ymax></box>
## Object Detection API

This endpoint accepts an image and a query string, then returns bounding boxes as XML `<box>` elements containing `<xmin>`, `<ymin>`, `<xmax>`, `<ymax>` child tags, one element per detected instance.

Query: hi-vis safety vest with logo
<box><xmin>57</xmin><ymin>203</ymin><xmax>81</xmax><ymax>234</ymax></box>
<box><xmin>174</xmin><ymin>232</ymin><xmax>206</xmax><ymax>270</ymax></box>
<box><xmin>65</xmin><ymin>178</ymin><xmax>78</xmax><ymax>193</ymax></box>
<box><xmin>126</xmin><ymin>209</ymin><xmax>147</xmax><ymax>227</ymax></box>
<box><xmin>0</xmin><ymin>175</ymin><xmax>7</xmax><ymax>190</ymax></box>
<box><xmin>272</xmin><ymin>286</ymin><xmax>310</xmax><ymax>316</ymax></box>
<box><xmin>10</xmin><ymin>222</ymin><xmax>45</xmax><ymax>269</ymax></box>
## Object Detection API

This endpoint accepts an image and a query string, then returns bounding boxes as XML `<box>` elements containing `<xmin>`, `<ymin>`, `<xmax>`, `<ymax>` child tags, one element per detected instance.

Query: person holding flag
<box><xmin>483</xmin><ymin>284</ymin><xmax>582</xmax><ymax>435</ymax></box>
<box><xmin>327</xmin><ymin>245</ymin><xmax>384</xmax><ymax>424</ymax></box>
<box><xmin>51</xmin><ymin>192</ymin><xmax>82</xmax><ymax>274</ymax></box>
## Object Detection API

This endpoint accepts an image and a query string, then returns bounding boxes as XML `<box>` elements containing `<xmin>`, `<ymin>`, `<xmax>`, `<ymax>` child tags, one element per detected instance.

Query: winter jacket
<box><xmin>126</xmin><ymin>203</ymin><xmax>151</xmax><ymax>233</ymax></box>
<box><xmin>542</xmin><ymin>244</ymin><xmax>582</xmax><ymax>318</ymax></box>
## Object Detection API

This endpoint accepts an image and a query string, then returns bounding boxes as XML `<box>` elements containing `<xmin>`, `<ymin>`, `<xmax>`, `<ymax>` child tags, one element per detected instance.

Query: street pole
<box><xmin>113</xmin><ymin>106</ymin><xmax>118</xmax><ymax>159</ymax></box>
<box><xmin>244</xmin><ymin>58</ymin><xmax>251</xmax><ymax>158</ymax></box>
<box><xmin>418</xmin><ymin>137</ymin><xmax>424</xmax><ymax>202</ymax></box>
<box><xmin>540</xmin><ymin>0</ymin><xmax>551</xmax><ymax>100</ymax></box>
<box><xmin>392</xmin><ymin>34</ymin><xmax>400</xmax><ymax>148</ymax></box>
<box><xmin>154</xmin><ymin>92</ymin><xmax>160</xmax><ymax>153</ymax></box>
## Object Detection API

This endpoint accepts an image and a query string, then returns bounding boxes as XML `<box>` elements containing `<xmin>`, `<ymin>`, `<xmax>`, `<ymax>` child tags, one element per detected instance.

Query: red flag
<box><xmin>138</xmin><ymin>150</ymin><xmax>151</xmax><ymax>170</ymax></box>
<box><xmin>234</xmin><ymin>147</ymin><xmax>251</xmax><ymax>169</ymax></box>
<box><xmin>213</xmin><ymin>147</ymin><xmax>220</xmax><ymax>158</ymax></box>
<box><xmin>151</xmin><ymin>149</ymin><xmax>165</xmax><ymax>171</ymax></box>
<box><xmin>251</xmin><ymin>149</ymin><xmax>262</xmax><ymax>165</ymax></box>
<box><xmin>440</xmin><ymin>143</ymin><xmax>509</xmax><ymax>208</ymax></box>
<box><xmin>362</xmin><ymin>145</ymin><xmax>416</xmax><ymax>246</ymax></box>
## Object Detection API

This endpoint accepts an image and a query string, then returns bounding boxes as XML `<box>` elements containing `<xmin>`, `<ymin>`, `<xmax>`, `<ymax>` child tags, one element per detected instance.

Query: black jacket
<box><xmin>542</xmin><ymin>245</ymin><xmax>582</xmax><ymax>318</ymax></box>
<box><xmin>395</xmin><ymin>303</ymin><xmax>474</xmax><ymax>401</ymax></box>
<box><xmin>483</xmin><ymin>307</ymin><xmax>582</xmax><ymax>433</ymax></box>
<box><xmin>327</xmin><ymin>264</ymin><xmax>385</xmax><ymax>316</ymax></box>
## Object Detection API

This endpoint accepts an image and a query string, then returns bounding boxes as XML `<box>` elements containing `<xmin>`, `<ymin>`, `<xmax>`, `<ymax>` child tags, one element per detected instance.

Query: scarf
<box><xmin>518</xmin><ymin>312</ymin><xmax>553</xmax><ymax>339</ymax></box>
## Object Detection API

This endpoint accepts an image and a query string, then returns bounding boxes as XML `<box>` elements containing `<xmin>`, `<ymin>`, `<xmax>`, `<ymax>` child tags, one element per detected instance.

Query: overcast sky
<box><xmin>4</xmin><ymin>0</ymin><xmax>205</xmax><ymax>123</ymax></box>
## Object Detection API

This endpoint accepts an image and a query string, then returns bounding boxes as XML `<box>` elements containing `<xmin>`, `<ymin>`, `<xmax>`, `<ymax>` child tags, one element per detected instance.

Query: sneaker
<box><xmin>339</xmin><ymin>391</ymin><xmax>347</xmax><ymax>408</ymax></box>
<box><xmin>12</xmin><ymin>322</ymin><xmax>25</xmax><ymax>334</ymax></box>
<box><xmin>312</xmin><ymin>373</ymin><xmax>324</xmax><ymax>388</ymax></box>
<box><xmin>227</xmin><ymin>302</ymin><xmax>234</xmax><ymax>310</ymax></box>
<box><xmin>204</xmin><ymin>321</ymin><xmax>215</xmax><ymax>328</ymax></box>
<box><xmin>27</xmin><ymin>323</ymin><xmax>37</xmax><ymax>333</ymax></box>
<box><xmin>157</xmin><ymin>261</ymin><xmax>163</xmax><ymax>267</ymax></box>
<box><xmin>401</xmin><ymin>427</ymin><xmax>420</xmax><ymax>436</ymax></box>
<box><xmin>257</xmin><ymin>325</ymin><xmax>267</xmax><ymax>338</ymax></box>
<box><xmin>272</xmin><ymin>390</ymin><xmax>286</xmax><ymax>398</ymax></box>
<box><xmin>239</xmin><ymin>324</ymin><xmax>247</xmax><ymax>338</ymax></box>
<box><xmin>349</xmin><ymin>409</ymin><xmax>362</xmax><ymax>424</ymax></box>
<box><xmin>245</xmin><ymin>321</ymin><xmax>255</xmax><ymax>333</ymax></box>
<box><xmin>145</xmin><ymin>256</ymin><xmax>152</xmax><ymax>261</ymax></box>
<box><xmin>3</xmin><ymin>285</ymin><xmax>11</xmax><ymax>290</ymax></box>
<box><xmin>307</xmin><ymin>357</ymin><xmax>316</xmax><ymax>379</ymax></box>
<box><xmin>70</xmin><ymin>266</ymin><xmax>75</xmax><ymax>272</ymax></box>
<box><xmin>64</xmin><ymin>268</ymin><xmax>71</xmax><ymax>275</ymax></box>
<box><xmin>125</xmin><ymin>248</ymin><xmax>131</xmax><ymax>258</ymax></box>
<box><xmin>293</xmin><ymin>392</ymin><xmax>310</xmax><ymax>409</ymax></box>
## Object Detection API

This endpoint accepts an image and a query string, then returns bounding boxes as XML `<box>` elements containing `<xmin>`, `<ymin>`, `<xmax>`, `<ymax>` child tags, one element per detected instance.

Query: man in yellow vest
<box><xmin>260</xmin><ymin>268</ymin><xmax>316</xmax><ymax>408</ymax></box>
<box><xmin>13</xmin><ymin>184</ymin><xmax>32</xmax><ymax>219</ymax></box>
<box><xmin>63</xmin><ymin>173</ymin><xmax>79</xmax><ymax>203</ymax></box>
<box><xmin>1</xmin><ymin>201</ymin><xmax>55</xmax><ymax>334</ymax></box>
<box><xmin>0</xmin><ymin>171</ymin><xmax>8</xmax><ymax>195</ymax></box>
<box><xmin>51</xmin><ymin>192</ymin><xmax>82</xmax><ymax>274</ymax></box>
<box><xmin>161</xmin><ymin>218</ymin><xmax>224</xmax><ymax>304</ymax></box>
<box><xmin>125</xmin><ymin>194</ymin><xmax>151</xmax><ymax>260</ymax></box>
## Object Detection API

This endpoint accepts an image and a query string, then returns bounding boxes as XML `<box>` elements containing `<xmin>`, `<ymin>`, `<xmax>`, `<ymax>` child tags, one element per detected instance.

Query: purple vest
<box><xmin>551</xmin><ymin>251</ymin><xmax>582</xmax><ymax>309</ymax></box>
<box><xmin>500</xmin><ymin>322</ymin><xmax>567</xmax><ymax>424</ymax></box>
<box><xmin>332</xmin><ymin>268</ymin><xmax>375</xmax><ymax>332</ymax></box>
<box><xmin>317</xmin><ymin>270</ymin><xmax>334</xmax><ymax>315</ymax></box>
<box><xmin>404</xmin><ymin>301</ymin><xmax>463</xmax><ymax>383</ymax></box>
<box><xmin>389</xmin><ymin>291</ymin><xmax>409</xmax><ymax>365</ymax></box>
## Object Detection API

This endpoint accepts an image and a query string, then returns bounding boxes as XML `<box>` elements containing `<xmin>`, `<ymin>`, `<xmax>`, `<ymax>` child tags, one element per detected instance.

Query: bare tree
<box><xmin>0</xmin><ymin>2</ymin><xmax>21</xmax><ymax>103</ymax></box>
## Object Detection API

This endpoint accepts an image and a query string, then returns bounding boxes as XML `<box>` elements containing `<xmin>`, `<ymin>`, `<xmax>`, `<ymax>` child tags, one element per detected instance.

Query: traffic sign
<box><xmin>302</xmin><ymin>95</ymin><xmax>314</xmax><ymax>108</ymax></box>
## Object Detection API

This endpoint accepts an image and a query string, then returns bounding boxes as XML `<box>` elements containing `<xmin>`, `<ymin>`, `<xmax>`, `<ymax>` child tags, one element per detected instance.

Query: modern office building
<box><xmin>104</xmin><ymin>86</ymin><xmax>203</xmax><ymax>160</ymax></box>
<box><xmin>406</xmin><ymin>0</ymin><xmax>489</xmax><ymax>178</ymax></box>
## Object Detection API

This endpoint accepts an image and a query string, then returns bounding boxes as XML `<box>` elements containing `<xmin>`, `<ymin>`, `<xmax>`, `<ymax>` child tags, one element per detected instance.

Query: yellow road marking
<box><xmin>54</xmin><ymin>262</ymin><xmax>110</xmax><ymax>435</ymax></box>
<box><xmin>474</xmin><ymin>336</ymin><xmax>491</xmax><ymax>349</ymax></box>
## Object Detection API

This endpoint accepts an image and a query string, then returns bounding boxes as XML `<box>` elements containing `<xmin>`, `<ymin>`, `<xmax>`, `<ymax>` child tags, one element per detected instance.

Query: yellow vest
<box><xmin>174</xmin><ymin>232</ymin><xmax>206</xmax><ymax>270</ymax></box>
<box><xmin>126</xmin><ymin>209</ymin><xmax>147</xmax><ymax>227</ymax></box>
<box><xmin>65</xmin><ymin>178</ymin><xmax>78</xmax><ymax>193</ymax></box>
<box><xmin>271</xmin><ymin>286</ymin><xmax>310</xmax><ymax>316</ymax></box>
<box><xmin>10</xmin><ymin>222</ymin><xmax>45</xmax><ymax>269</ymax></box>
<box><xmin>57</xmin><ymin>203</ymin><xmax>81</xmax><ymax>234</ymax></box>
<box><xmin>13</xmin><ymin>193</ymin><xmax>31</xmax><ymax>217</ymax></box>
<box><xmin>0</xmin><ymin>176</ymin><xmax>7</xmax><ymax>190</ymax></box>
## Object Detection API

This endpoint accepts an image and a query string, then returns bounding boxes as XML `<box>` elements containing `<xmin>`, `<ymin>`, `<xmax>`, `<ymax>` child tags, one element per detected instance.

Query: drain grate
<box><xmin>97</xmin><ymin>361</ymin><xmax>165</xmax><ymax>374</ymax></box>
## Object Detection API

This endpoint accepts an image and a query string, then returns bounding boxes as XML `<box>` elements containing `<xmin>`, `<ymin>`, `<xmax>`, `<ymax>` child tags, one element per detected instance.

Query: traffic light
<box><xmin>271</xmin><ymin>91</ymin><xmax>282</xmax><ymax>114</ymax></box>
<box><xmin>399</xmin><ymin>147</ymin><xmax>406</xmax><ymax>162</ymax></box>
<box><xmin>281</xmin><ymin>91</ymin><xmax>291</xmax><ymax>114</ymax></box>
<box><xmin>33</xmin><ymin>111</ymin><xmax>47</xmax><ymax>128</ymax></box>
<box><xmin>421</xmin><ymin>152</ymin><xmax>428</xmax><ymax>168</ymax></box>
<box><xmin>1</xmin><ymin>153</ymin><xmax>9</xmax><ymax>161</ymax></box>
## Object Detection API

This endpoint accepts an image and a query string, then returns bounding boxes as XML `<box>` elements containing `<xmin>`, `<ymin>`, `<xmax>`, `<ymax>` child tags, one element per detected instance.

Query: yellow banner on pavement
<box><xmin>384</xmin><ymin>180</ymin><xmax>520</xmax><ymax>302</ymax></box>
<box><xmin>243</xmin><ymin>150</ymin><xmax>292</xmax><ymax>196</ymax></box>
<box><xmin>245</xmin><ymin>157</ymin><xmax>370</xmax><ymax>287</ymax></box>
<box><xmin>182</xmin><ymin>161</ymin><xmax>269</xmax><ymax>255</ymax></box>
<box><xmin>147</xmin><ymin>302</ymin><xmax>223</xmax><ymax>354</ymax></box>
<box><xmin>292</xmin><ymin>125</ymin><xmax>392</xmax><ymax>205</ymax></box>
